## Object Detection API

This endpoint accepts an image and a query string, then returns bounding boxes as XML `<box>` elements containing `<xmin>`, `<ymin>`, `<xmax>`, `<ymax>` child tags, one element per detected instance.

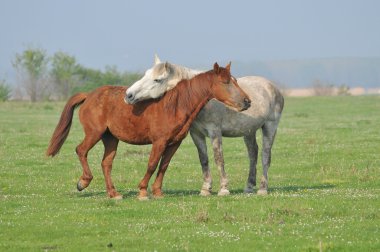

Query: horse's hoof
<box><xmin>152</xmin><ymin>188</ymin><xmax>163</xmax><ymax>198</ymax></box>
<box><xmin>244</xmin><ymin>188</ymin><xmax>254</xmax><ymax>194</ymax></box>
<box><xmin>138</xmin><ymin>196</ymin><xmax>149</xmax><ymax>201</ymax></box>
<box><xmin>257</xmin><ymin>189</ymin><xmax>268</xmax><ymax>195</ymax></box>
<box><xmin>77</xmin><ymin>181</ymin><xmax>85</xmax><ymax>191</ymax></box>
<box><xmin>218</xmin><ymin>189</ymin><xmax>230</xmax><ymax>196</ymax></box>
<box><xmin>200</xmin><ymin>190</ymin><xmax>212</xmax><ymax>196</ymax></box>
<box><xmin>137</xmin><ymin>190</ymin><xmax>149</xmax><ymax>200</ymax></box>
<box><xmin>153</xmin><ymin>194</ymin><xmax>164</xmax><ymax>199</ymax></box>
<box><xmin>112</xmin><ymin>194</ymin><xmax>123</xmax><ymax>200</ymax></box>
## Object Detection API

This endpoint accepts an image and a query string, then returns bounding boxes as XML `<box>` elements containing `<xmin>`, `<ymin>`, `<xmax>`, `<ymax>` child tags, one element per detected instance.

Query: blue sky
<box><xmin>1</xmin><ymin>0</ymin><xmax>380</xmax><ymax>82</ymax></box>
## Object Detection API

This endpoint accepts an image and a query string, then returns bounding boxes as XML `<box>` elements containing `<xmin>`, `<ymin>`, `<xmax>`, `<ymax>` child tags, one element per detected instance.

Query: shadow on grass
<box><xmin>230</xmin><ymin>183</ymin><xmax>336</xmax><ymax>194</ymax></box>
<box><xmin>69</xmin><ymin>190</ymin><xmax>139</xmax><ymax>198</ymax></box>
<box><xmin>270</xmin><ymin>183</ymin><xmax>335</xmax><ymax>192</ymax></box>
<box><xmin>161</xmin><ymin>189</ymin><xmax>201</xmax><ymax>197</ymax></box>
<box><xmin>75</xmin><ymin>191</ymin><xmax>105</xmax><ymax>198</ymax></box>
<box><xmin>68</xmin><ymin>184</ymin><xmax>336</xmax><ymax>199</ymax></box>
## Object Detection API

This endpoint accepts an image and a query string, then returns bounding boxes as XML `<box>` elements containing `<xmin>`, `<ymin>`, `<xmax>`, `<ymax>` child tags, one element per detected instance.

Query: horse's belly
<box><xmin>221</xmin><ymin>115</ymin><xmax>264</xmax><ymax>137</ymax></box>
<box><xmin>213</xmin><ymin>103</ymin><xmax>266</xmax><ymax>136</ymax></box>
<box><xmin>119</xmin><ymin>136</ymin><xmax>151</xmax><ymax>145</ymax></box>
<box><xmin>108</xmin><ymin>124</ymin><xmax>152</xmax><ymax>145</ymax></box>
<box><xmin>192</xmin><ymin>100</ymin><xmax>266</xmax><ymax>138</ymax></box>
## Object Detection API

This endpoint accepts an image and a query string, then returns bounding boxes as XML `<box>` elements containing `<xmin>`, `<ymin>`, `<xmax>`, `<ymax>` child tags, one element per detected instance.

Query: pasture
<box><xmin>0</xmin><ymin>96</ymin><xmax>379</xmax><ymax>251</ymax></box>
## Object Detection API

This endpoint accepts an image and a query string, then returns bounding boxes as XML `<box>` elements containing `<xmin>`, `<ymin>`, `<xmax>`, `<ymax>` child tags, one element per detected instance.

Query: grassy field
<box><xmin>0</xmin><ymin>96</ymin><xmax>379</xmax><ymax>251</ymax></box>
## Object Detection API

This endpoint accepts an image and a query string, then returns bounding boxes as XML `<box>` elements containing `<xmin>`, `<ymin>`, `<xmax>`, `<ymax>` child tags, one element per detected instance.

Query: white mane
<box><xmin>165</xmin><ymin>63</ymin><xmax>203</xmax><ymax>91</ymax></box>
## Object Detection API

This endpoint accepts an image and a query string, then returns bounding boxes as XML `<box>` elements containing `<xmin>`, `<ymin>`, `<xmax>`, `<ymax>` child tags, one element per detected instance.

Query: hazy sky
<box><xmin>1</xmin><ymin>0</ymin><xmax>380</xmax><ymax>81</ymax></box>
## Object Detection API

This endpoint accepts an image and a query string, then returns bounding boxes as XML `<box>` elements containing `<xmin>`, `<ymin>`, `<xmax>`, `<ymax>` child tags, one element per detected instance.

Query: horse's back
<box><xmin>78</xmin><ymin>85</ymin><xmax>127</xmax><ymax>128</ymax></box>
<box><xmin>80</xmin><ymin>85</ymin><xmax>126</xmax><ymax>110</ymax></box>
<box><xmin>191</xmin><ymin>76</ymin><xmax>284</xmax><ymax>137</ymax></box>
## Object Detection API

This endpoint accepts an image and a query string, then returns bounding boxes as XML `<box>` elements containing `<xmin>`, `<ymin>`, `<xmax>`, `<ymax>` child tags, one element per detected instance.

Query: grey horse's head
<box><xmin>125</xmin><ymin>55</ymin><xmax>181</xmax><ymax>104</ymax></box>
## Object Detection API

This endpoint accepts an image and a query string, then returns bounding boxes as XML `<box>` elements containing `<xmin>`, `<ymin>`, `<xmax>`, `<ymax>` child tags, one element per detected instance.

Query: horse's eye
<box><xmin>154</xmin><ymin>79</ymin><xmax>162</xmax><ymax>83</ymax></box>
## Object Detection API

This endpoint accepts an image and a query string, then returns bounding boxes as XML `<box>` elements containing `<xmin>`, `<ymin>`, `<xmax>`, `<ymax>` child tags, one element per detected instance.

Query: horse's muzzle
<box><xmin>242</xmin><ymin>98</ymin><xmax>251</xmax><ymax>111</ymax></box>
<box><xmin>124</xmin><ymin>93</ymin><xmax>136</xmax><ymax>104</ymax></box>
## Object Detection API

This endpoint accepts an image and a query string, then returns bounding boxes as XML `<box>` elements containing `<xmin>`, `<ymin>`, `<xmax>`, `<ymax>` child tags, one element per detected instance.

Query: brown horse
<box><xmin>46</xmin><ymin>63</ymin><xmax>251</xmax><ymax>199</ymax></box>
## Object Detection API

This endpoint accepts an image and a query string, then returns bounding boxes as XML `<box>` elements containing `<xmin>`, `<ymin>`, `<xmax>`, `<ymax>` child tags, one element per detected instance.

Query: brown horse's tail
<box><xmin>46</xmin><ymin>93</ymin><xmax>87</xmax><ymax>157</ymax></box>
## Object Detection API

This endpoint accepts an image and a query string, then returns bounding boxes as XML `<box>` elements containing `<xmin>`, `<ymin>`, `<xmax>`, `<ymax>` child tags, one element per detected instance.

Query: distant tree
<box><xmin>13</xmin><ymin>47</ymin><xmax>49</xmax><ymax>102</ymax></box>
<box><xmin>337</xmin><ymin>84</ymin><xmax>350</xmax><ymax>96</ymax></box>
<box><xmin>312</xmin><ymin>79</ymin><xmax>334</xmax><ymax>96</ymax></box>
<box><xmin>73</xmin><ymin>65</ymin><xmax>104</xmax><ymax>93</ymax></box>
<box><xmin>103</xmin><ymin>65</ymin><xmax>123</xmax><ymax>85</ymax></box>
<box><xmin>50</xmin><ymin>51</ymin><xmax>79</xmax><ymax>99</ymax></box>
<box><xmin>100</xmin><ymin>65</ymin><xmax>142</xmax><ymax>86</ymax></box>
<box><xmin>72</xmin><ymin>65</ymin><xmax>142</xmax><ymax>93</ymax></box>
<box><xmin>0</xmin><ymin>80</ymin><xmax>12</xmax><ymax>101</ymax></box>
<box><xmin>122</xmin><ymin>72</ymin><xmax>143</xmax><ymax>86</ymax></box>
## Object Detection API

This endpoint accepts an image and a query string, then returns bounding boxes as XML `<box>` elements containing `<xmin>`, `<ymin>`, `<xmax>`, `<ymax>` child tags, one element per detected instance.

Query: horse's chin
<box><xmin>222</xmin><ymin>102</ymin><xmax>246</xmax><ymax>112</ymax></box>
<box><xmin>224</xmin><ymin>104</ymin><xmax>241</xmax><ymax>112</ymax></box>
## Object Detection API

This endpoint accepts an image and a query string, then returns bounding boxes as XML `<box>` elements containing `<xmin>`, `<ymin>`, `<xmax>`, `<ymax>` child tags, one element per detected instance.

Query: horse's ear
<box><xmin>154</xmin><ymin>54</ymin><xmax>161</xmax><ymax>65</ymax></box>
<box><xmin>225</xmin><ymin>62</ymin><xmax>231</xmax><ymax>72</ymax></box>
<box><xmin>213</xmin><ymin>62</ymin><xmax>220</xmax><ymax>74</ymax></box>
<box><xmin>164</xmin><ymin>62</ymin><xmax>172</xmax><ymax>73</ymax></box>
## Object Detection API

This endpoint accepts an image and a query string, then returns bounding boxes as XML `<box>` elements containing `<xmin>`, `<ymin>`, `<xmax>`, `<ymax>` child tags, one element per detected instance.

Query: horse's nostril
<box><xmin>243</xmin><ymin>98</ymin><xmax>251</xmax><ymax>110</ymax></box>
<box><xmin>127</xmin><ymin>93</ymin><xmax>133</xmax><ymax>99</ymax></box>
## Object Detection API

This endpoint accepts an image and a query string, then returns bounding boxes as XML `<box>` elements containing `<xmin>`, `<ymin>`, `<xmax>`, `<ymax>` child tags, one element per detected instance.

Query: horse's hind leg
<box><xmin>258</xmin><ymin>121</ymin><xmax>279</xmax><ymax>195</ymax></box>
<box><xmin>243</xmin><ymin>132</ymin><xmax>258</xmax><ymax>193</ymax></box>
<box><xmin>101</xmin><ymin>132</ymin><xmax>121</xmax><ymax>199</ymax></box>
<box><xmin>76</xmin><ymin>133</ymin><xmax>102</xmax><ymax>191</ymax></box>
<box><xmin>190</xmin><ymin>130</ymin><xmax>212</xmax><ymax>196</ymax></box>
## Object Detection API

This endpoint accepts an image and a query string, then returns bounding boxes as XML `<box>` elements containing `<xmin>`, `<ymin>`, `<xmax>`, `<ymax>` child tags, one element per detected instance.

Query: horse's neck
<box><xmin>164</xmin><ymin>75</ymin><xmax>212</xmax><ymax>140</ymax></box>
<box><xmin>173</xmin><ymin>97</ymin><xmax>209</xmax><ymax>142</ymax></box>
<box><xmin>167</xmin><ymin>75</ymin><xmax>212</xmax><ymax>110</ymax></box>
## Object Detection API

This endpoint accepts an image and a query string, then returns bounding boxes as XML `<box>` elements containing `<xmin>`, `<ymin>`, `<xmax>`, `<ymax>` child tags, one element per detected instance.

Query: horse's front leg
<box><xmin>151</xmin><ymin>141</ymin><xmax>182</xmax><ymax>198</ymax></box>
<box><xmin>138</xmin><ymin>141</ymin><xmax>166</xmax><ymax>200</ymax></box>
<box><xmin>190</xmin><ymin>130</ymin><xmax>212</xmax><ymax>196</ymax></box>
<box><xmin>209</xmin><ymin>130</ymin><xmax>229</xmax><ymax>196</ymax></box>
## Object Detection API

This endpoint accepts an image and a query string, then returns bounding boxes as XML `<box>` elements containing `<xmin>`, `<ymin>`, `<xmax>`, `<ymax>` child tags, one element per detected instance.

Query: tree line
<box><xmin>0</xmin><ymin>47</ymin><xmax>142</xmax><ymax>102</ymax></box>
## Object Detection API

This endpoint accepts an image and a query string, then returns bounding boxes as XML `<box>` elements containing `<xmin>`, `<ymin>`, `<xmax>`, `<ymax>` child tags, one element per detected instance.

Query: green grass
<box><xmin>0</xmin><ymin>96</ymin><xmax>379</xmax><ymax>251</ymax></box>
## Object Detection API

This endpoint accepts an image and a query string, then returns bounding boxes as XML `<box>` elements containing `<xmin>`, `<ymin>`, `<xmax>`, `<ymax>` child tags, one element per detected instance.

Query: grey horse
<box><xmin>126</xmin><ymin>56</ymin><xmax>284</xmax><ymax>195</ymax></box>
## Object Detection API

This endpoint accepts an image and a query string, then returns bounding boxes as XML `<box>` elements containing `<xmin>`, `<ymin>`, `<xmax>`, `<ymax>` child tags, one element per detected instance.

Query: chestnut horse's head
<box><xmin>209</xmin><ymin>62</ymin><xmax>251</xmax><ymax>111</ymax></box>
